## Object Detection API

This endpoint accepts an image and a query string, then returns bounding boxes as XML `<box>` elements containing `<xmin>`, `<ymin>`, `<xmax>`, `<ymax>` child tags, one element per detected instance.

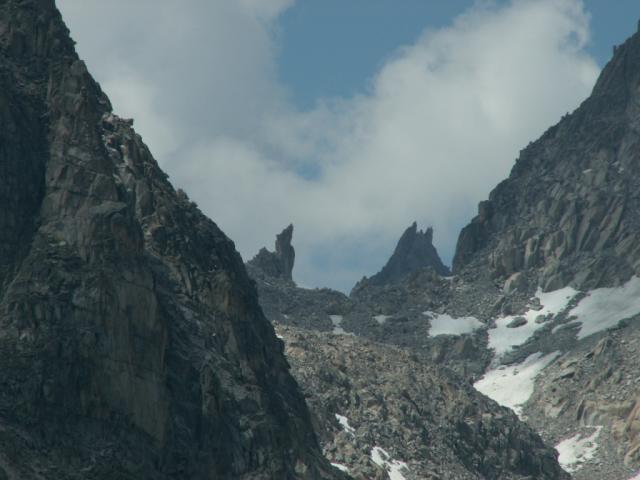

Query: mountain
<box><xmin>247</xmin><ymin>227</ymin><xmax>569</xmax><ymax>478</ymax></box>
<box><xmin>445</xmin><ymin>25</ymin><xmax>640</xmax><ymax>479</ymax></box>
<box><xmin>454</xmin><ymin>28</ymin><xmax>640</xmax><ymax>292</ymax></box>
<box><xmin>353</xmin><ymin>222</ymin><xmax>450</xmax><ymax>292</ymax></box>
<box><xmin>0</xmin><ymin>2</ymin><xmax>340</xmax><ymax>478</ymax></box>
<box><xmin>246</xmin><ymin>24</ymin><xmax>640</xmax><ymax>480</ymax></box>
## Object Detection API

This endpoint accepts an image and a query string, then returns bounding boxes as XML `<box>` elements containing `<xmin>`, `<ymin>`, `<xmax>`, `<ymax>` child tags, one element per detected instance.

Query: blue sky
<box><xmin>58</xmin><ymin>0</ymin><xmax>639</xmax><ymax>292</ymax></box>
<box><xmin>278</xmin><ymin>1</ymin><xmax>640</xmax><ymax>109</ymax></box>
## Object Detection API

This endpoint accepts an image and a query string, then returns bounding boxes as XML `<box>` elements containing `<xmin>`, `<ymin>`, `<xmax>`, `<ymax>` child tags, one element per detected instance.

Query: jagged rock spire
<box><xmin>275</xmin><ymin>224</ymin><xmax>295</xmax><ymax>280</ymax></box>
<box><xmin>248</xmin><ymin>224</ymin><xmax>296</xmax><ymax>282</ymax></box>
<box><xmin>365</xmin><ymin>222</ymin><xmax>450</xmax><ymax>286</ymax></box>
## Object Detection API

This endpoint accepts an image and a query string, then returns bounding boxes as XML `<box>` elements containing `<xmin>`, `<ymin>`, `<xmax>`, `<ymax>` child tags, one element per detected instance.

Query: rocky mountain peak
<box><xmin>361</xmin><ymin>222</ymin><xmax>450</xmax><ymax>288</ymax></box>
<box><xmin>452</xmin><ymin>27</ymin><xmax>640</xmax><ymax>292</ymax></box>
<box><xmin>275</xmin><ymin>223</ymin><xmax>295</xmax><ymax>277</ymax></box>
<box><xmin>247</xmin><ymin>224</ymin><xmax>296</xmax><ymax>282</ymax></box>
<box><xmin>590</xmin><ymin>29</ymin><xmax>640</xmax><ymax>111</ymax></box>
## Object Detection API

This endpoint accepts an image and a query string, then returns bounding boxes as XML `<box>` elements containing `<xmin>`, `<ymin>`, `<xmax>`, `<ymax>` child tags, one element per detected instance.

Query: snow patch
<box><xmin>555</xmin><ymin>427</ymin><xmax>602</xmax><ymax>473</ymax></box>
<box><xmin>567</xmin><ymin>276</ymin><xmax>640</xmax><ymax>340</ymax></box>
<box><xmin>335</xmin><ymin>413</ymin><xmax>355</xmax><ymax>436</ymax></box>
<box><xmin>488</xmin><ymin>286</ymin><xmax>577</xmax><ymax>357</ymax></box>
<box><xmin>474</xmin><ymin>351</ymin><xmax>560</xmax><ymax>417</ymax></box>
<box><xmin>374</xmin><ymin>315</ymin><xmax>391</xmax><ymax>325</ymax></box>
<box><xmin>330</xmin><ymin>315</ymin><xmax>347</xmax><ymax>335</ymax></box>
<box><xmin>331</xmin><ymin>463</ymin><xmax>350</xmax><ymax>473</ymax></box>
<box><xmin>424</xmin><ymin>312</ymin><xmax>483</xmax><ymax>336</ymax></box>
<box><xmin>370</xmin><ymin>447</ymin><xmax>409</xmax><ymax>480</ymax></box>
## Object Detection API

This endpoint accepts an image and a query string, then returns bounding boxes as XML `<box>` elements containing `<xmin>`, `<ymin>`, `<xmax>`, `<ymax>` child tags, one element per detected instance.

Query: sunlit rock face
<box><xmin>454</xmin><ymin>30</ymin><xmax>640</xmax><ymax>293</ymax></box>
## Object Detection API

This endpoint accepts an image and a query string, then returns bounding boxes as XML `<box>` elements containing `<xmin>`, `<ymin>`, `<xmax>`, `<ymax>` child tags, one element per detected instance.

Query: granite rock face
<box><xmin>352</xmin><ymin>223</ymin><xmax>450</xmax><ymax>295</ymax></box>
<box><xmin>0</xmin><ymin>2</ymin><xmax>340</xmax><ymax>479</ymax></box>
<box><xmin>453</xmin><ymin>30</ymin><xmax>640</xmax><ymax>292</ymax></box>
<box><xmin>246</xmin><ymin>226</ymin><xmax>352</xmax><ymax>332</ymax></box>
<box><xmin>248</xmin><ymin>224</ymin><xmax>295</xmax><ymax>282</ymax></box>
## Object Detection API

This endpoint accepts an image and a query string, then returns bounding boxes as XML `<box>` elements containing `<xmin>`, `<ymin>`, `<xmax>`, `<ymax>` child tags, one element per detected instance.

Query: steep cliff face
<box><xmin>0</xmin><ymin>2</ymin><xmax>339</xmax><ymax>478</ymax></box>
<box><xmin>453</xmin><ymin>30</ymin><xmax>640</xmax><ymax>292</ymax></box>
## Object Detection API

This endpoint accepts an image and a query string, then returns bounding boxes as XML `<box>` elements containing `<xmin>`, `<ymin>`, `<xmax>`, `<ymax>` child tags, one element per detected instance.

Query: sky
<box><xmin>57</xmin><ymin>0</ymin><xmax>640</xmax><ymax>292</ymax></box>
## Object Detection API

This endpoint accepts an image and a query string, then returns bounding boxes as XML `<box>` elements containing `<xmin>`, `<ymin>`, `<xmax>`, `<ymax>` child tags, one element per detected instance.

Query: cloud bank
<box><xmin>58</xmin><ymin>0</ymin><xmax>600</xmax><ymax>291</ymax></box>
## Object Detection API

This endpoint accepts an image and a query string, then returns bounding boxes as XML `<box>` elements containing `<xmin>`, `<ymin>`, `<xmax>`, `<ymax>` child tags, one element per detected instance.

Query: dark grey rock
<box><xmin>507</xmin><ymin>316</ymin><xmax>527</xmax><ymax>329</ymax></box>
<box><xmin>247</xmin><ymin>224</ymin><xmax>295</xmax><ymax>282</ymax></box>
<box><xmin>352</xmin><ymin>223</ymin><xmax>450</xmax><ymax>293</ymax></box>
<box><xmin>453</xmin><ymin>30</ymin><xmax>640</xmax><ymax>292</ymax></box>
<box><xmin>0</xmin><ymin>2</ymin><xmax>341</xmax><ymax>478</ymax></box>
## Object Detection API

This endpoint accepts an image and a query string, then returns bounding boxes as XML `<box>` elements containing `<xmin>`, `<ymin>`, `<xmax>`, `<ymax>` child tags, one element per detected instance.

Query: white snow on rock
<box><xmin>373</xmin><ymin>315</ymin><xmax>391</xmax><ymax>325</ymax></box>
<box><xmin>330</xmin><ymin>315</ymin><xmax>348</xmax><ymax>335</ymax></box>
<box><xmin>488</xmin><ymin>286</ymin><xmax>577</xmax><ymax>357</ymax></box>
<box><xmin>474</xmin><ymin>351</ymin><xmax>561</xmax><ymax>417</ymax></box>
<box><xmin>555</xmin><ymin>427</ymin><xmax>602</xmax><ymax>473</ymax></box>
<box><xmin>424</xmin><ymin>312</ymin><xmax>483</xmax><ymax>336</ymax></box>
<box><xmin>335</xmin><ymin>413</ymin><xmax>356</xmax><ymax>436</ymax></box>
<box><xmin>567</xmin><ymin>276</ymin><xmax>640</xmax><ymax>340</ymax></box>
<box><xmin>331</xmin><ymin>463</ymin><xmax>350</xmax><ymax>473</ymax></box>
<box><xmin>370</xmin><ymin>446</ymin><xmax>409</xmax><ymax>480</ymax></box>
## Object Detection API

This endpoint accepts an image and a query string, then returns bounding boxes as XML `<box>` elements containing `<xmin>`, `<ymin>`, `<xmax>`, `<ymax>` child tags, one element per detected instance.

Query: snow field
<box><xmin>474</xmin><ymin>351</ymin><xmax>561</xmax><ymax>417</ymax></box>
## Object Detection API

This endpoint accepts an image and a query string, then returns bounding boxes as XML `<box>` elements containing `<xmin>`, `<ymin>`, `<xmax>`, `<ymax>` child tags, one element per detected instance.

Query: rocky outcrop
<box><xmin>0</xmin><ymin>2</ymin><xmax>340</xmax><ymax>478</ymax></box>
<box><xmin>278</xmin><ymin>324</ymin><xmax>569</xmax><ymax>480</ymax></box>
<box><xmin>453</xmin><ymin>30</ymin><xmax>640</xmax><ymax>292</ymax></box>
<box><xmin>248</xmin><ymin>228</ymin><xmax>491</xmax><ymax>378</ymax></box>
<box><xmin>524</xmin><ymin>321</ymin><xmax>640</xmax><ymax>480</ymax></box>
<box><xmin>247</xmin><ymin>224</ymin><xmax>295</xmax><ymax>282</ymax></box>
<box><xmin>246</xmin><ymin>226</ymin><xmax>352</xmax><ymax>332</ymax></box>
<box><xmin>352</xmin><ymin>223</ymin><xmax>450</xmax><ymax>294</ymax></box>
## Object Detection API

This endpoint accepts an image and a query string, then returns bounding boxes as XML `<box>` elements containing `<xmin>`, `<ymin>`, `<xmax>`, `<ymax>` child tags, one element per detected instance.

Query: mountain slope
<box><xmin>454</xmin><ymin>28</ymin><xmax>640</xmax><ymax>292</ymax></box>
<box><xmin>445</xmin><ymin>25</ymin><xmax>640</xmax><ymax>479</ymax></box>
<box><xmin>278</xmin><ymin>325</ymin><xmax>568</xmax><ymax>480</ymax></box>
<box><xmin>0</xmin><ymin>2</ymin><xmax>340</xmax><ymax>478</ymax></box>
<box><xmin>247</xmin><ymin>228</ymin><xmax>571</xmax><ymax>478</ymax></box>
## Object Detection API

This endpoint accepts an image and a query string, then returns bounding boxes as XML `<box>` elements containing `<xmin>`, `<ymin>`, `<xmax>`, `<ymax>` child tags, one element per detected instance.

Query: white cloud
<box><xmin>57</xmin><ymin>0</ymin><xmax>600</xmax><ymax>291</ymax></box>
<box><xmin>237</xmin><ymin>0</ymin><xmax>295</xmax><ymax>20</ymax></box>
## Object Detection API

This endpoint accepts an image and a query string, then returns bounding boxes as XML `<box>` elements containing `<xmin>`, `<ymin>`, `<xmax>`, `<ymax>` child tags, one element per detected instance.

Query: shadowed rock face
<box><xmin>363</xmin><ymin>222</ymin><xmax>450</xmax><ymax>287</ymax></box>
<box><xmin>453</xmin><ymin>30</ymin><xmax>640</xmax><ymax>292</ymax></box>
<box><xmin>0</xmin><ymin>2</ymin><xmax>340</xmax><ymax>479</ymax></box>
<box><xmin>248</xmin><ymin>224</ymin><xmax>295</xmax><ymax>282</ymax></box>
<box><xmin>350</xmin><ymin>223</ymin><xmax>450</xmax><ymax>299</ymax></box>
